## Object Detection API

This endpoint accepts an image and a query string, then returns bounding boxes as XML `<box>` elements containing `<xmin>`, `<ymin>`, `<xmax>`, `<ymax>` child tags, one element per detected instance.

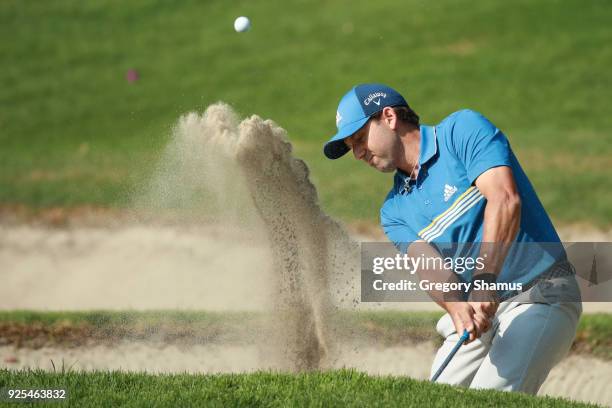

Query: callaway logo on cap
<box><xmin>324</xmin><ymin>83</ymin><xmax>408</xmax><ymax>159</ymax></box>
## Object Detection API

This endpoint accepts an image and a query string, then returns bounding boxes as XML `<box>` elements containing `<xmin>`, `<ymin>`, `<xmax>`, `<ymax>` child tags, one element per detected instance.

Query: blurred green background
<box><xmin>1</xmin><ymin>0</ymin><xmax>611</xmax><ymax>226</ymax></box>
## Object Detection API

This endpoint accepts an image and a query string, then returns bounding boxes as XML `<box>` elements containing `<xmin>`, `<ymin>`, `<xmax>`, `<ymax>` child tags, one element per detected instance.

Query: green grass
<box><xmin>0</xmin><ymin>309</ymin><xmax>442</xmax><ymax>328</ymax></box>
<box><xmin>0</xmin><ymin>310</ymin><xmax>254</xmax><ymax>327</ymax></box>
<box><xmin>0</xmin><ymin>310</ymin><xmax>610</xmax><ymax>359</ymax></box>
<box><xmin>574</xmin><ymin>313</ymin><xmax>612</xmax><ymax>359</ymax></box>
<box><xmin>0</xmin><ymin>369</ymin><xmax>597</xmax><ymax>407</ymax></box>
<box><xmin>1</xmin><ymin>0</ymin><xmax>611</xmax><ymax>225</ymax></box>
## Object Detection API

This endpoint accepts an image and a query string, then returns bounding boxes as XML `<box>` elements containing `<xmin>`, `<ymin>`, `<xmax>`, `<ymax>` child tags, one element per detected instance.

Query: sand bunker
<box><xmin>0</xmin><ymin>223</ymin><xmax>276</xmax><ymax>311</ymax></box>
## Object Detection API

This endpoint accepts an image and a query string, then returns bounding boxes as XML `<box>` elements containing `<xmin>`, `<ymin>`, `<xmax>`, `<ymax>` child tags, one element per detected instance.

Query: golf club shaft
<box><xmin>431</xmin><ymin>329</ymin><xmax>470</xmax><ymax>382</ymax></box>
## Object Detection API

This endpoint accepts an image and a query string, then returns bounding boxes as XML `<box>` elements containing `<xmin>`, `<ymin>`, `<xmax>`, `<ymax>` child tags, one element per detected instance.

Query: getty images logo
<box><xmin>363</xmin><ymin>92</ymin><xmax>387</xmax><ymax>106</ymax></box>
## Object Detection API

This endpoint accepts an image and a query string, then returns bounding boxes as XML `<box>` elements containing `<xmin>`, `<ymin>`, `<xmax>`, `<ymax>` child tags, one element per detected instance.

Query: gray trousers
<box><xmin>431</xmin><ymin>275</ymin><xmax>582</xmax><ymax>394</ymax></box>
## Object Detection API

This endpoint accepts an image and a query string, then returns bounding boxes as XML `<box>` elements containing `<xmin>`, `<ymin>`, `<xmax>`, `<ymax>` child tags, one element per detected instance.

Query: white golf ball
<box><xmin>234</xmin><ymin>16</ymin><xmax>251</xmax><ymax>33</ymax></box>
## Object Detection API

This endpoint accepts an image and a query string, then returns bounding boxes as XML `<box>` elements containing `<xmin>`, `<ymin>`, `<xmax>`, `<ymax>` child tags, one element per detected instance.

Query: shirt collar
<box><xmin>418</xmin><ymin>125</ymin><xmax>438</xmax><ymax>166</ymax></box>
<box><xmin>396</xmin><ymin>125</ymin><xmax>438</xmax><ymax>186</ymax></box>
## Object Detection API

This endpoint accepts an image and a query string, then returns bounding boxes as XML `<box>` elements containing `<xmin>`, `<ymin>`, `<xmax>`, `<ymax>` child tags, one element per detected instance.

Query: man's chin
<box><xmin>373</xmin><ymin>162</ymin><xmax>396</xmax><ymax>173</ymax></box>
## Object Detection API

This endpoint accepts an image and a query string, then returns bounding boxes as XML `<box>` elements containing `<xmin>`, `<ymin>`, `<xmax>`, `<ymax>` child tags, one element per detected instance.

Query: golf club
<box><xmin>431</xmin><ymin>329</ymin><xmax>470</xmax><ymax>382</ymax></box>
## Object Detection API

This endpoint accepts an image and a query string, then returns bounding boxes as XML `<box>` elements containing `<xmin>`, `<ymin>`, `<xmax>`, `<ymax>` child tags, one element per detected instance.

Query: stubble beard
<box><xmin>373</xmin><ymin>157</ymin><xmax>396</xmax><ymax>173</ymax></box>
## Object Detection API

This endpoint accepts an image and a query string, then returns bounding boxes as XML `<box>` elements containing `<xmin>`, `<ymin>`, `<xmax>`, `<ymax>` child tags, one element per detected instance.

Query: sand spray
<box><xmin>138</xmin><ymin>103</ymin><xmax>360</xmax><ymax>370</ymax></box>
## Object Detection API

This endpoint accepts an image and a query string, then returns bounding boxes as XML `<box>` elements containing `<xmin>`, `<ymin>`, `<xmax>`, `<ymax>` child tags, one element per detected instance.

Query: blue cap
<box><xmin>323</xmin><ymin>83</ymin><xmax>408</xmax><ymax>159</ymax></box>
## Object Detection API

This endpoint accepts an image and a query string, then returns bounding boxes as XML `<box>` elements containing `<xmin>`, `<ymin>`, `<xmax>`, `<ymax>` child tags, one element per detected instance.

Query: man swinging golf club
<box><xmin>323</xmin><ymin>83</ymin><xmax>581</xmax><ymax>393</ymax></box>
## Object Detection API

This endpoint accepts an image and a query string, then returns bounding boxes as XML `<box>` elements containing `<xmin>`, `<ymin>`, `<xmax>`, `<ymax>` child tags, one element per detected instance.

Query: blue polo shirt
<box><xmin>380</xmin><ymin>109</ymin><xmax>564</xmax><ymax>292</ymax></box>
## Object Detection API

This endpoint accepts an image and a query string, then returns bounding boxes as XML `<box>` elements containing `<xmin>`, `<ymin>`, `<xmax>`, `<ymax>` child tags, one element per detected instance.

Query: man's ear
<box><xmin>381</xmin><ymin>107</ymin><xmax>398</xmax><ymax>130</ymax></box>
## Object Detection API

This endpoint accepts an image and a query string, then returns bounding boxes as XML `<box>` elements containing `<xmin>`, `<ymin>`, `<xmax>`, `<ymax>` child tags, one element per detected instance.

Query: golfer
<box><xmin>323</xmin><ymin>83</ymin><xmax>581</xmax><ymax>393</ymax></box>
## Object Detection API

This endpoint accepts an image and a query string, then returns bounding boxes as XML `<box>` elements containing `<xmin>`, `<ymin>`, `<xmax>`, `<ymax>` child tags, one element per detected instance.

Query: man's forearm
<box><xmin>475</xmin><ymin>191</ymin><xmax>521</xmax><ymax>280</ymax></box>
